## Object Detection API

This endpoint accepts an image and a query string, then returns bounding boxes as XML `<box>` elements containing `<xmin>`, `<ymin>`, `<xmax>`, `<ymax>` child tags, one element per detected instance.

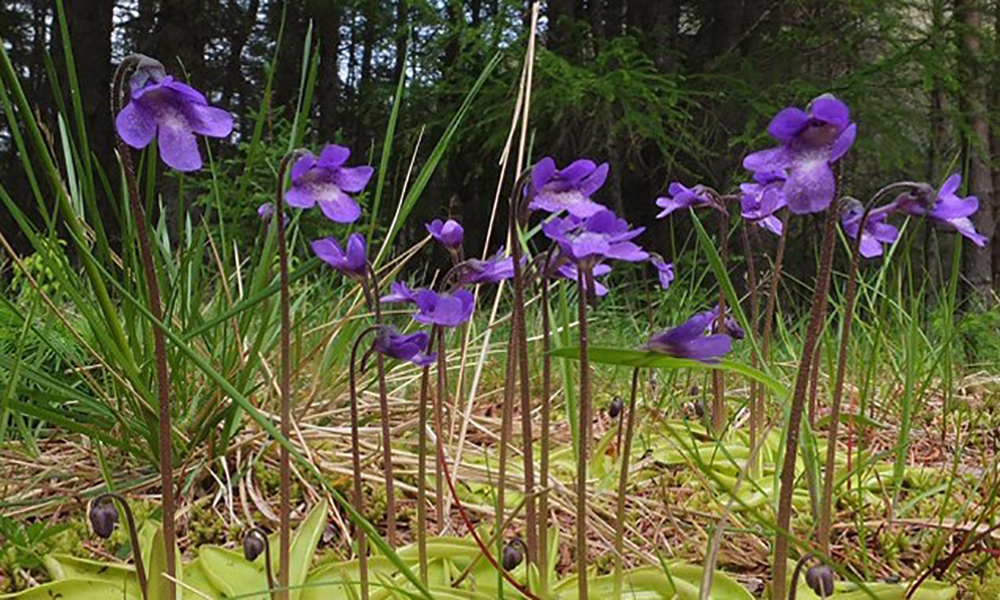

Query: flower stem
<box><xmin>788</xmin><ymin>553</ymin><xmax>814</xmax><ymax>600</ymax></box>
<box><xmin>808</xmin><ymin>339</ymin><xmax>823</xmax><ymax>426</ymax></box>
<box><xmin>576</xmin><ymin>264</ymin><xmax>593</xmax><ymax>600</ymax></box>
<box><xmin>367</xmin><ymin>266</ymin><xmax>396</xmax><ymax>548</ymax></box>
<box><xmin>509</xmin><ymin>197</ymin><xmax>538</xmax><ymax>564</ymax></box>
<box><xmin>818</xmin><ymin>206</ymin><xmax>870</xmax><ymax>555</ymax></box>
<box><xmin>496</xmin><ymin>331</ymin><xmax>517</xmax><ymax>568</ymax></box>
<box><xmin>275</xmin><ymin>153</ymin><xmax>298</xmax><ymax>600</ymax></box>
<box><xmin>244</xmin><ymin>527</ymin><xmax>277</xmax><ymax>600</ymax></box>
<box><xmin>94</xmin><ymin>493</ymin><xmax>148</xmax><ymax>600</ymax></box>
<box><xmin>772</xmin><ymin>200</ymin><xmax>840</xmax><ymax>600</ymax></box>
<box><xmin>417</xmin><ymin>341</ymin><xmax>432</xmax><ymax>583</ymax></box>
<box><xmin>712</xmin><ymin>210</ymin><xmax>730</xmax><ymax>436</ymax></box>
<box><xmin>613</xmin><ymin>367</ymin><xmax>640</xmax><ymax>599</ymax></box>
<box><xmin>435</xmin><ymin>327</ymin><xmax>448</xmax><ymax>533</ymax></box>
<box><xmin>538</xmin><ymin>272</ymin><xmax>552</xmax><ymax>594</ymax></box>
<box><xmin>111</xmin><ymin>59</ymin><xmax>174</xmax><ymax>600</ymax></box>
<box><xmin>350</xmin><ymin>328</ymin><xmax>382</xmax><ymax>600</ymax></box>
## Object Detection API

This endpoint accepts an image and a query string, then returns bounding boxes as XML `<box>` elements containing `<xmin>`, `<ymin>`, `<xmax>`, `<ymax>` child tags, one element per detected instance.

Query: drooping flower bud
<box><xmin>805</xmin><ymin>564</ymin><xmax>835</xmax><ymax>597</ymax></box>
<box><xmin>502</xmin><ymin>538</ymin><xmax>524</xmax><ymax>571</ymax></box>
<box><xmin>608</xmin><ymin>396</ymin><xmax>624</xmax><ymax>419</ymax></box>
<box><xmin>89</xmin><ymin>500</ymin><xmax>119</xmax><ymax>539</ymax></box>
<box><xmin>243</xmin><ymin>530</ymin><xmax>267</xmax><ymax>562</ymax></box>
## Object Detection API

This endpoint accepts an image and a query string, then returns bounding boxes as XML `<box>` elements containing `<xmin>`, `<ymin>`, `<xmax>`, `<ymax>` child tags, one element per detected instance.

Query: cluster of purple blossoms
<box><xmin>743</xmin><ymin>94</ymin><xmax>857</xmax><ymax>215</ymax></box>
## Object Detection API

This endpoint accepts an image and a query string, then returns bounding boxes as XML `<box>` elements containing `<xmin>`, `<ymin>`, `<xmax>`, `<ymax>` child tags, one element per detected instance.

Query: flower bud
<box><xmin>89</xmin><ymin>500</ymin><xmax>119</xmax><ymax>539</ymax></box>
<box><xmin>608</xmin><ymin>396</ymin><xmax>624</xmax><ymax>419</ymax></box>
<box><xmin>805</xmin><ymin>564</ymin><xmax>835</xmax><ymax>597</ymax></box>
<box><xmin>243</xmin><ymin>531</ymin><xmax>266</xmax><ymax>562</ymax></box>
<box><xmin>502</xmin><ymin>538</ymin><xmax>524</xmax><ymax>571</ymax></box>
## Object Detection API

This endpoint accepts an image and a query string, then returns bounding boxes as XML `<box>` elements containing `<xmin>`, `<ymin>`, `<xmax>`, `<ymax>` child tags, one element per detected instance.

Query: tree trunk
<box><xmin>955</xmin><ymin>0</ymin><xmax>995</xmax><ymax>302</ymax></box>
<box><xmin>315</xmin><ymin>1</ymin><xmax>342</xmax><ymax>142</ymax></box>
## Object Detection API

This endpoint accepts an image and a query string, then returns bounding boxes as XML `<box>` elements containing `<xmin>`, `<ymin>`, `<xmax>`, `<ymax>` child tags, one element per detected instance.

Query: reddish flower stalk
<box><xmin>537</xmin><ymin>271</ymin><xmax>552</xmax><ymax>594</ymax></box>
<box><xmin>366</xmin><ymin>265</ymin><xmax>397</xmax><ymax>547</ymax></box>
<box><xmin>508</xmin><ymin>174</ymin><xmax>538</xmax><ymax>563</ymax></box>
<box><xmin>772</xmin><ymin>199</ymin><xmax>840</xmax><ymax>600</ymax></box>
<box><xmin>575</xmin><ymin>263</ymin><xmax>594</xmax><ymax>600</ymax></box>
<box><xmin>111</xmin><ymin>56</ymin><xmax>176</xmax><ymax>600</ymax></box>
<box><xmin>416</xmin><ymin>347</ymin><xmax>432</xmax><ymax>583</ymax></box>
<box><xmin>349</xmin><ymin>326</ymin><xmax>384</xmax><ymax>600</ymax></box>
<box><xmin>274</xmin><ymin>151</ymin><xmax>300</xmax><ymax>600</ymax></box>
<box><xmin>817</xmin><ymin>202</ymin><xmax>873</xmax><ymax>554</ymax></box>
<box><xmin>435</xmin><ymin>327</ymin><xmax>448</xmax><ymax>532</ymax></box>
<box><xmin>91</xmin><ymin>493</ymin><xmax>148</xmax><ymax>600</ymax></box>
<box><xmin>613</xmin><ymin>368</ymin><xmax>641</xmax><ymax>599</ymax></box>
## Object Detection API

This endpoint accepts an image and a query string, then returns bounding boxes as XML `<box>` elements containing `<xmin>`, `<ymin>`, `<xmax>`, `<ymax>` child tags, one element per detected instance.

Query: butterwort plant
<box><xmin>111</xmin><ymin>53</ymin><xmax>233</xmax><ymax>599</ymax></box>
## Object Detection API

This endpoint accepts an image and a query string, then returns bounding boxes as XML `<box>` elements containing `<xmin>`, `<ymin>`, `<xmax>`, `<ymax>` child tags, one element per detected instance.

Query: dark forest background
<box><xmin>3</xmin><ymin>0</ymin><xmax>1000</xmax><ymax>305</ymax></box>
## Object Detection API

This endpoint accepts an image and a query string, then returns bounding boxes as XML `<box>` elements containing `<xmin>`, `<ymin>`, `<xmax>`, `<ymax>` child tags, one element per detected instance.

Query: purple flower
<box><xmin>894</xmin><ymin>174</ymin><xmax>987</xmax><ymax>247</ymax></box>
<box><xmin>257</xmin><ymin>202</ymin><xmax>289</xmax><ymax>227</ymax></box>
<box><xmin>457</xmin><ymin>248</ymin><xmax>515</xmax><ymax>285</ymax></box>
<box><xmin>556</xmin><ymin>262</ymin><xmax>612</xmax><ymax>296</ymax></box>
<box><xmin>739</xmin><ymin>172</ymin><xmax>787</xmax><ymax>236</ymax></box>
<box><xmin>381</xmin><ymin>281</ymin><xmax>417</xmax><ymax>304</ymax></box>
<box><xmin>311</xmin><ymin>233</ymin><xmax>367</xmax><ymax>278</ymax></box>
<box><xmin>412</xmin><ymin>289</ymin><xmax>475</xmax><ymax>327</ymax></box>
<box><xmin>285</xmin><ymin>145</ymin><xmax>374</xmax><ymax>223</ymax></box>
<box><xmin>115</xmin><ymin>70</ymin><xmax>233</xmax><ymax>172</ymax></box>
<box><xmin>841</xmin><ymin>199</ymin><xmax>900</xmax><ymax>258</ymax></box>
<box><xmin>645</xmin><ymin>311</ymin><xmax>733</xmax><ymax>364</ymax></box>
<box><xmin>373</xmin><ymin>327</ymin><xmax>436</xmax><ymax>366</ymax></box>
<box><xmin>650</xmin><ymin>256</ymin><xmax>674</xmax><ymax>290</ymax></box>
<box><xmin>655</xmin><ymin>183</ymin><xmax>719</xmax><ymax>219</ymax></box>
<box><xmin>542</xmin><ymin>209</ymin><xmax>648</xmax><ymax>267</ymax></box>
<box><xmin>743</xmin><ymin>94</ymin><xmax>857</xmax><ymax>214</ymax></box>
<box><xmin>529</xmin><ymin>157</ymin><xmax>609</xmax><ymax>218</ymax></box>
<box><xmin>426</xmin><ymin>219</ymin><xmax>464</xmax><ymax>249</ymax></box>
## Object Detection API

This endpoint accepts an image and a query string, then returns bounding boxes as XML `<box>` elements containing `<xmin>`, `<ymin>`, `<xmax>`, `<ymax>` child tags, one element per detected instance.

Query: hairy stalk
<box><xmin>613</xmin><ymin>368</ymin><xmax>641</xmax><ymax>599</ymax></box>
<box><xmin>275</xmin><ymin>152</ymin><xmax>299</xmax><ymax>600</ymax></box>
<box><xmin>772</xmin><ymin>200</ymin><xmax>840</xmax><ymax>600</ymax></box>
<box><xmin>93</xmin><ymin>493</ymin><xmax>148</xmax><ymax>600</ymax></box>
<box><xmin>740</xmin><ymin>223</ymin><xmax>761</xmax><ymax>475</ymax></box>
<box><xmin>244</xmin><ymin>527</ymin><xmax>276</xmax><ymax>600</ymax></box>
<box><xmin>111</xmin><ymin>57</ymin><xmax>175</xmax><ymax>600</ymax></box>
<box><xmin>788</xmin><ymin>553</ymin><xmax>814</xmax><ymax>600</ymax></box>
<box><xmin>576</xmin><ymin>264</ymin><xmax>594</xmax><ymax>600</ymax></box>
<box><xmin>496</xmin><ymin>332</ymin><xmax>517</xmax><ymax>573</ymax></box>
<box><xmin>417</xmin><ymin>353</ymin><xmax>431</xmax><ymax>583</ymax></box>
<box><xmin>818</xmin><ymin>206</ymin><xmax>870</xmax><ymax>554</ymax></box>
<box><xmin>435</xmin><ymin>327</ymin><xmax>448</xmax><ymax>532</ymax></box>
<box><xmin>350</xmin><ymin>327</ymin><xmax>382</xmax><ymax>600</ymax></box>
<box><xmin>712</xmin><ymin>210</ymin><xmax>730</xmax><ymax>435</ymax></box>
<box><xmin>508</xmin><ymin>184</ymin><xmax>538</xmax><ymax>563</ymax></box>
<box><xmin>538</xmin><ymin>272</ymin><xmax>552</xmax><ymax>594</ymax></box>
<box><xmin>365</xmin><ymin>266</ymin><xmax>397</xmax><ymax>547</ymax></box>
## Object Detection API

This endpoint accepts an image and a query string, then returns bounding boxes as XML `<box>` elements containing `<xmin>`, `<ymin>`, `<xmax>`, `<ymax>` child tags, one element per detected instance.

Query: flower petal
<box><xmin>157</xmin><ymin>117</ymin><xmax>201</xmax><ymax>171</ymax></box>
<box><xmin>829</xmin><ymin>123</ymin><xmax>857</xmax><ymax>162</ymax></box>
<box><xmin>559</xmin><ymin>159</ymin><xmax>597</xmax><ymax>184</ymax></box>
<box><xmin>290</xmin><ymin>154</ymin><xmax>317</xmax><ymax>182</ymax></box>
<box><xmin>333</xmin><ymin>165</ymin><xmax>374</xmax><ymax>193</ymax></box>
<box><xmin>682</xmin><ymin>335</ymin><xmax>732</xmax><ymax>363</ymax></box>
<box><xmin>318</xmin><ymin>144</ymin><xmax>351</xmax><ymax>168</ymax></box>
<box><xmin>188</xmin><ymin>104</ymin><xmax>234</xmax><ymax>138</ymax></box>
<box><xmin>578</xmin><ymin>162</ymin><xmax>609</xmax><ymax>197</ymax></box>
<box><xmin>311</xmin><ymin>238</ymin><xmax>346</xmax><ymax>266</ymax></box>
<box><xmin>767</xmin><ymin>107</ymin><xmax>809</xmax><ymax>143</ymax></box>
<box><xmin>809</xmin><ymin>94</ymin><xmax>850</xmax><ymax>129</ymax></box>
<box><xmin>784</xmin><ymin>157</ymin><xmax>835</xmax><ymax>214</ymax></box>
<box><xmin>318</xmin><ymin>193</ymin><xmax>362</xmax><ymax>223</ymax></box>
<box><xmin>531</xmin><ymin>157</ymin><xmax>556</xmax><ymax>191</ymax></box>
<box><xmin>115</xmin><ymin>101</ymin><xmax>156</xmax><ymax>149</ymax></box>
<box><xmin>743</xmin><ymin>147</ymin><xmax>791</xmax><ymax>174</ymax></box>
